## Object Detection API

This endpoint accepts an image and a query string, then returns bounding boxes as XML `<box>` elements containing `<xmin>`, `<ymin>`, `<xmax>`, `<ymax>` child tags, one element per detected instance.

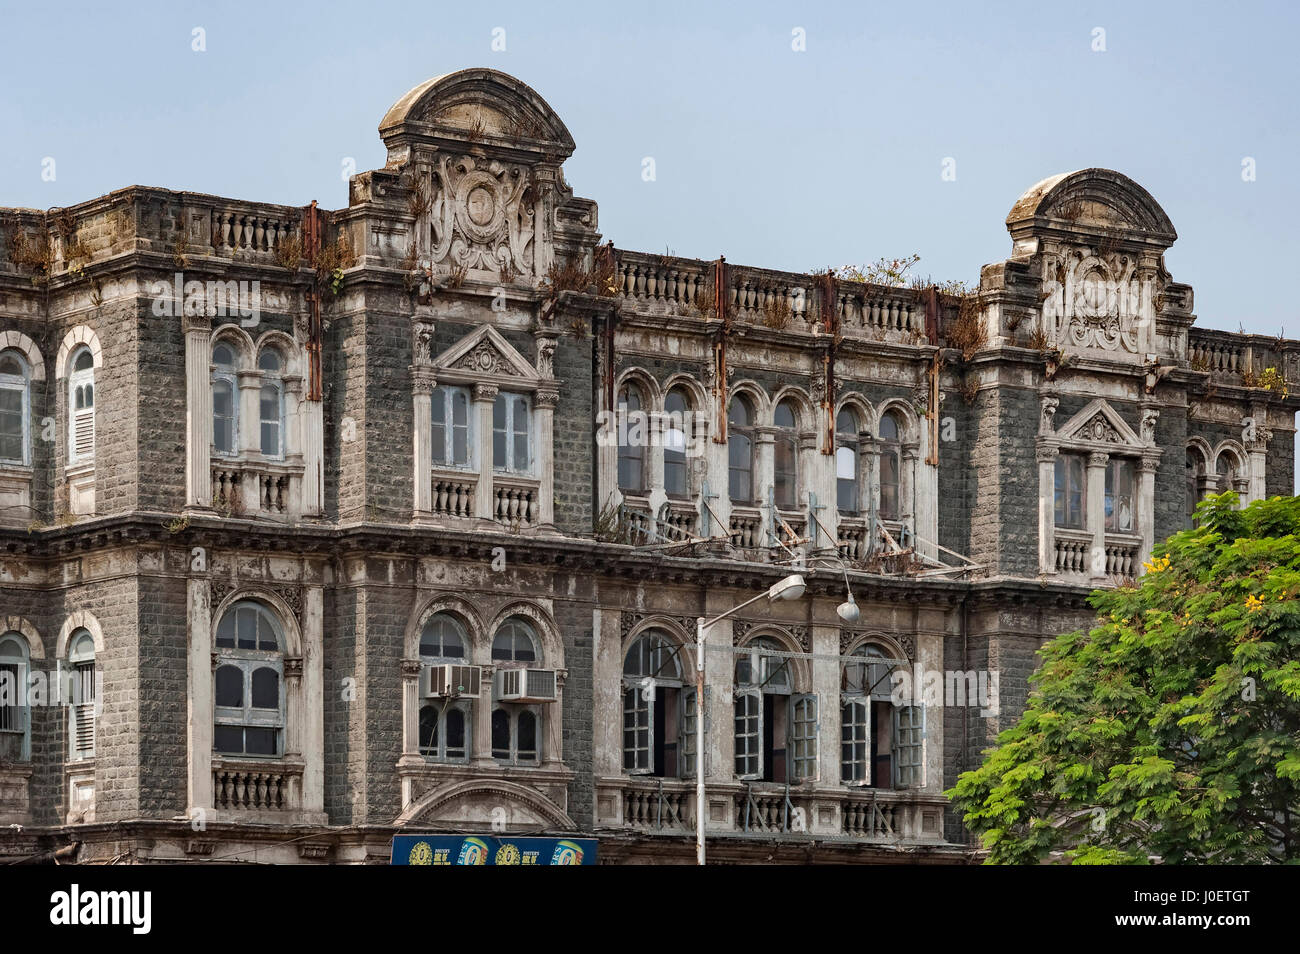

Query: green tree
<box><xmin>949</xmin><ymin>492</ymin><xmax>1300</xmax><ymax>864</ymax></box>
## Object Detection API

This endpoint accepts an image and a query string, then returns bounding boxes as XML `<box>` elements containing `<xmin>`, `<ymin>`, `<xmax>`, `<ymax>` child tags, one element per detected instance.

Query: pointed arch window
<box><xmin>0</xmin><ymin>351</ymin><xmax>30</xmax><ymax>466</ymax></box>
<box><xmin>68</xmin><ymin>347</ymin><xmax>95</xmax><ymax>465</ymax></box>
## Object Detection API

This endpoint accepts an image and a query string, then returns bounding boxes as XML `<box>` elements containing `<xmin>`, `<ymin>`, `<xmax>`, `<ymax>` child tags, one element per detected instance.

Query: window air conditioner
<box><xmin>494</xmin><ymin>668</ymin><xmax>558</xmax><ymax>703</ymax></box>
<box><xmin>421</xmin><ymin>664</ymin><xmax>482</xmax><ymax>698</ymax></box>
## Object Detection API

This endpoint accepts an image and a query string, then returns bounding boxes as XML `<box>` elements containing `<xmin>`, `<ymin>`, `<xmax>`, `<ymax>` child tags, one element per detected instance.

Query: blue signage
<box><xmin>391</xmin><ymin>834</ymin><xmax>598</xmax><ymax>866</ymax></box>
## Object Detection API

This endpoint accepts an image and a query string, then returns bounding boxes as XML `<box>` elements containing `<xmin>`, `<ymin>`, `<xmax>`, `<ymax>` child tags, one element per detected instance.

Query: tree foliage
<box><xmin>949</xmin><ymin>492</ymin><xmax>1300</xmax><ymax>864</ymax></box>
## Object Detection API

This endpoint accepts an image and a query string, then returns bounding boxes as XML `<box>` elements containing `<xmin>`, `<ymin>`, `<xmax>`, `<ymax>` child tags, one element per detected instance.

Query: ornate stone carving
<box><xmin>534</xmin><ymin>387</ymin><xmax>559</xmax><ymax>409</ymax></box>
<box><xmin>413</xmin><ymin>320</ymin><xmax>436</xmax><ymax>366</ymax></box>
<box><xmin>274</xmin><ymin>584</ymin><xmax>304</xmax><ymax>621</ymax></box>
<box><xmin>210</xmin><ymin>578</ymin><xmax>234</xmax><ymax>611</ymax></box>
<box><xmin>427</xmin><ymin>155</ymin><xmax>536</xmax><ymax>279</ymax></box>
<box><xmin>457</xmin><ymin>340</ymin><xmax>520</xmax><ymax>377</ymax></box>
<box><xmin>284</xmin><ymin>656</ymin><xmax>304</xmax><ymax>679</ymax></box>
<box><xmin>473</xmin><ymin>382</ymin><xmax>499</xmax><ymax>402</ymax></box>
<box><xmin>1039</xmin><ymin>396</ymin><xmax>1059</xmax><ymax>435</ymax></box>
<box><xmin>1242</xmin><ymin>416</ymin><xmax>1272</xmax><ymax>451</ymax></box>
<box><xmin>536</xmin><ymin>338</ymin><xmax>556</xmax><ymax>378</ymax></box>
<box><xmin>1065</xmin><ymin>312</ymin><xmax>1138</xmax><ymax>353</ymax></box>
<box><xmin>1088</xmin><ymin>451</ymin><xmax>1110</xmax><ymax>468</ymax></box>
<box><xmin>1140</xmin><ymin>409</ymin><xmax>1159</xmax><ymax>444</ymax></box>
<box><xmin>1080</xmin><ymin>414</ymin><xmax>1123</xmax><ymax>444</ymax></box>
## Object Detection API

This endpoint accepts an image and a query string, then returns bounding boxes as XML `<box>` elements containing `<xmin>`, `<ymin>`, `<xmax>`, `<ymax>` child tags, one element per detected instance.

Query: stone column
<box><xmin>236</xmin><ymin>369</ymin><xmax>263</xmax><ymax>456</ymax></box>
<box><xmin>1087</xmin><ymin>451</ymin><xmax>1109</xmax><ymax>581</ymax></box>
<box><xmin>472</xmin><ymin>664</ymin><xmax>496</xmax><ymax>766</ymax></box>
<box><xmin>400</xmin><ymin>659</ymin><xmax>421</xmax><ymax>758</ymax></box>
<box><xmin>544</xmin><ymin>669</ymin><xmax>568</xmax><ymax>766</ymax></box>
<box><xmin>184</xmin><ymin>316</ymin><xmax>213</xmax><ymax>507</ymax></box>
<box><xmin>535</xmin><ymin>386</ymin><xmax>559</xmax><ymax>530</ymax></box>
<box><xmin>812</xmin><ymin>622</ymin><xmax>841</xmax><ymax>817</ymax></box>
<box><xmin>754</xmin><ymin>430</ymin><xmax>774</xmax><ymax>541</ymax></box>
<box><xmin>411</xmin><ymin>367</ymin><xmax>436</xmax><ymax>518</ymax></box>
<box><xmin>186</xmin><ymin>575</ymin><xmax>212</xmax><ymax>812</ymax></box>
<box><xmin>914</xmin><ymin>430</ymin><xmax>939</xmax><ymax>562</ymax></box>
<box><xmin>284</xmin><ymin>656</ymin><xmax>303</xmax><ymax>758</ymax></box>
<box><xmin>302</xmin><ymin>583</ymin><xmax>324</xmax><ymax>816</ymax></box>
<box><xmin>902</xmin><ymin>444</ymin><xmax>920</xmax><ymax>541</ymax></box>
<box><xmin>1137</xmin><ymin>457</ymin><xmax>1158</xmax><ymax>570</ymax></box>
<box><xmin>1037</xmin><ymin>444</ymin><xmax>1058</xmax><ymax>574</ymax></box>
<box><xmin>473</xmin><ymin>384</ymin><xmax>498</xmax><ymax>523</ymax></box>
<box><xmin>300</xmin><ymin>393</ymin><xmax>324</xmax><ymax>517</ymax></box>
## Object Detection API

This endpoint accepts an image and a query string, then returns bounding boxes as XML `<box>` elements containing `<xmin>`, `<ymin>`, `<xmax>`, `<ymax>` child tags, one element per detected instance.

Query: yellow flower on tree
<box><xmin>1245</xmin><ymin>594</ymin><xmax>1264</xmax><ymax>614</ymax></box>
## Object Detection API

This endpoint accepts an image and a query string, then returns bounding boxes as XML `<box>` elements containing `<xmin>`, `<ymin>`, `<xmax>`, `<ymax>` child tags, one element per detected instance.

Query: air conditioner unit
<box><xmin>421</xmin><ymin>664</ymin><xmax>482</xmax><ymax>699</ymax></box>
<box><xmin>494</xmin><ymin>668</ymin><xmax>558</xmax><ymax>703</ymax></box>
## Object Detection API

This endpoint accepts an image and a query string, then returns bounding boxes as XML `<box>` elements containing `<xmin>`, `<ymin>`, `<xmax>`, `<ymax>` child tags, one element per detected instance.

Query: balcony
<box><xmin>211</xmin><ymin>757</ymin><xmax>304</xmax><ymax>818</ymax></box>
<box><xmin>211</xmin><ymin>457</ymin><xmax>304</xmax><ymax>519</ymax></box>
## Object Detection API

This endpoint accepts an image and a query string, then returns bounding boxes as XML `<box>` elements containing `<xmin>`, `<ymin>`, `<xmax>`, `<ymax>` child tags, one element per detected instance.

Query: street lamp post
<box><xmin>694</xmin><ymin>573</ymin><xmax>807</xmax><ymax>865</ymax></box>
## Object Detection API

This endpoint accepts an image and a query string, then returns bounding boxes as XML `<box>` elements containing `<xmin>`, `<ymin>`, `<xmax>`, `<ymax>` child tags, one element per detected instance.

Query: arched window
<box><xmin>734</xmin><ymin>637</ymin><xmax>817</xmax><ymax>783</ymax></box>
<box><xmin>431</xmin><ymin>384</ymin><xmax>471</xmax><ymax>469</ymax></box>
<box><xmin>68</xmin><ymin>347</ymin><xmax>95</xmax><ymax>465</ymax></box>
<box><xmin>617</xmin><ymin>383</ymin><xmax>646</xmax><ymax>493</ymax></box>
<box><xmin>841</xmin><ymin>643</ymin><xmax>920</xmax><ymax>788</ymax></box>
<box><xmin>213</xmin><ymin>600</ymin><xmax>285</xmax><ymax>757</ymax></box>
<box><xmin>1186</xmin><ymin>449</ymin><xmax>1204</xmax><ymax>528</ymax></box>
<box><xmin>211</xmin><ymin>344</ymin><xmax>238</xmax><ymax>455</ymax></box>
<box><xmin>258</xmin><ymin>349</ymin><xmax>284</xmax><ymax>458</ymax></box>
<box><xmin>836</xmin><ymin>407</ymin><xmax>860</xmax><ymax>513</ymax></box>
<box><xmin>68</xmin><ymin>629</ymin><xmax>96</xmax><ymax>760</ymax></box>
<box><xmin>418</xmin><ymin>613</ymin><xmax>470</xmax><ymax>762</ymax></box>
<box><xmin>1216</xmin><ymin>452</ymin><xmax>1240</xmax><ymax>495</ymax></box>
<box><xmin>493</xmin><ymin>392</ymin><xmax>531</xmax><ymax>474</ymax></box>
<box><xmin>663</xmin><ymin>388</ymin><xmax>690</xmax><ymax>497</ymax></box>
<box><xmin>622</xmin><ymin>630</ymin><xmax>695</xmax><ymax>777</ymax></box>
<box><xmin>0</xmin><ymin>350</ymin><xmax>31</xmax><ymax>466</ymax></box>
<box><xmin>727</xmin><ymin>396</ymin><xmax>755</xmax><ymax>503</ymax></box>
<box><xmin>773</xmin><ymin>399</ymin><xmax>798</xmax><ymax>509</ymax></box>
<box><xmin>491</xmin><ymin>617</ymin><xmax>538</xmax><ymax>663</ymax></box>
<box><xmin>491</xmin><ymin>616</ymin><xmax>543</xmax><ymax>765</ymax></box>
<box><xmin>0</xmin><ymin>632</ymin><xmax>30</xmax><ymax>761</ymax></box>
<box><xmin>878</xmin><ymin>411</ymin><xmax>902</xmax><ymax>521</ymax></box>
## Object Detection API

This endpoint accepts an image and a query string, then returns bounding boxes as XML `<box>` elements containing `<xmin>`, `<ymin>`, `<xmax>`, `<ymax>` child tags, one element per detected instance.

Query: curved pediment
<box><xmin>381</xmin><ymin>68</ymin><xmax>575</xmax><ymax>158</ymax></box>
<box><xmin>1006</xmin><ymin>169</ymin><xmax>1177</xmax><ymax>247</ymax></box>
<box><xmin>395</xmin><ymin>778</ymin><xmax>574</xmax><ymax>831</ymax></box>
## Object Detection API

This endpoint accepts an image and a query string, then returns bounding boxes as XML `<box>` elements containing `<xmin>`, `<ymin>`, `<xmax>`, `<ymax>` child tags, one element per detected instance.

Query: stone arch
<box><xmin>210</xmin><ymin>587</ymin><xmax>303</xmax><ymax>657</ymax></box>
<box><xmin>834</xmin><ymin>393</ymin><xmax>873</xmax><ymax>433</ymax></box>
<box><xmin>55</xmin><ymin>326</ymin><xmax>103</xmax><ymax>379</ymax></box>
<box><xmin>661</xmin><ymin>372</ymin><xmax>708</xmax><ymax>413</ymax></box>
<box><xmin>255</xmin><ymin>330</ymin><xmax>299</xmax><ymax>375</ymax></box>
<box><xmin>770</xmin><ymin>386</ymin><xmax>815</xmax><ymax>430</ymax></box>
<box><xmin>483</xmin><ymin>600</ymin><xmax>563</xmax><ymax>670</ymax></box>
<box><xmin>1006</xmin><ymin>168</ymin><xmax>1178</xmax><ymax>246</ymax></box>
<box><xmin>843</xmin><ymin>631</ymin><xmax>909</xmax><ymax>664</ymax></box>
<box><xmin>727</xmin><ymin>380</ymin><xmax>770</xmax><ymax>422</ymax></box>
<box><xmin>0</xmin><ymin>616</ymin><xmax>44</xmax><ymax>660</ymax></box>
<box><xmin>55</xmin><ymin>609</ymin><xmax>105</xmax><ymax>658</ymax></box>
<box><xmin>0</xmin><ymin>329</ymin><xmax>45</xmax><ymax>381</ymax></box>
<box><xmin>736</xmin><ymin>626</ymin><xmax>811</xmax><ymax>691</ymax></box>
<box><xmin>614</xmin><ymin>367</ymin><xmax>661</xmax><ymax>411</ymax></box>
<box><xmin>875</xmin><ymin>397</ymin><xmax>918</xmax><ymax>440</ymax></box>
<box><xmin>622</xmin><ymin>615</ymin><xmax>696</xmax><ymax>675</ymax></box>
<box><xmin>1186</xmin><ymin>436</ymin><xmax>1212</xmax><ymax>471</ymax></box>
<box><xmin>394</xmin><ymin>777</ymin><xmax>575</xmax><ymax>829</ymax></box>
<box><xmin>211</xmin><ymin>324</ymin><xmax>256</xmax><ymax>368</ymax></box>
<box><xmin>380</xmin><ymin>68</ymin><xmax>576</xmax><ymax>158</ymax></box>
<box><xmin>405</xmin><ymin>593</ymin><xmax>485</xmax><ymax>661</ymax></box>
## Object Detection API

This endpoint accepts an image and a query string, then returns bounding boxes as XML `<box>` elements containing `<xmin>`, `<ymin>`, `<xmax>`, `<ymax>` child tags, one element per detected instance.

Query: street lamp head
<box><xmin>836</xmin><ymin>596</ymin><xmax>860</xmax><ymax>622</ymax></box>
<box><xmin>767</xmin><ymin>574</ymin><xmax>806</xmax><ymax>602</ymax></box>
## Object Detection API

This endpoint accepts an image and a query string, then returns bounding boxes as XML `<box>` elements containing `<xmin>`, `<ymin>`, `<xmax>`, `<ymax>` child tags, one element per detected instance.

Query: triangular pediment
<box><xmin>1055</xmin><ymin>399</ymin><xmax>1142</xmax><ymax>447</ymax></box>
<box><xmin>433</xmin><ymin>324</ymin><xmax>540</xmax><ymax>384</ymax></box>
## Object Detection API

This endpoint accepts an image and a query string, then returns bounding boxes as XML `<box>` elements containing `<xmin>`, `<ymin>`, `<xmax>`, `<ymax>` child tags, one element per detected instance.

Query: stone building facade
<box><xmin>0</xmin><ymin>68</ymin><xmax>1295</xmax><ymax>864</ymax></box>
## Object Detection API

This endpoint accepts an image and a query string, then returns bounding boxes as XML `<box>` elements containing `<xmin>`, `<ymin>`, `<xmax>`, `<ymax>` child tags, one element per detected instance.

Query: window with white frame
<box><xmin>727</xmin><ymin>395</ymin><xmax>755</xmax><ymax>504</ymax></box>
<box><xmin>663</xmin><ymin>388</ymin><xmax>690</xmax><ymax>498</ymax></box>
<box><xmin>67</xmin><ymin>629</ymin><xmax>96</xmax><ymax>760</ymax></box>
<box><xmin>1054</xmin><ymin>454</ymin><xmax>1085</xmax><ymax>529</ymax></box>
<box><xmin>1105</xmin><ymin>457</ymin><xmax>1135</xmax><ymax>532</ymax></box>
<box><xmin>773</xmin><ymin>399</ymin><xmax>798</xmax><ymax>510</ymax></box>
<box><xmin>213</xmin><ymin>600</ymin><xmax>285</xmax><ymax>757</ymax></box>
<box><xmin>67</xmin><ymin>347</ymin><xmax>95</xmax><ymax>465</ymax></box>
<box><xmin>431</xmin><ymin>384</ymin><xmax>471</xmax><ymax>469</ymax></box>
<box><xmin>493</xmin><ymin>392</ymin><xmax>531</xmax><ymax>474</ymax></box>
<box><xmin>258</xmin><ymin>349</ymin><xmax>284</xmax><ymax>458</ymax></box>
<box><xmin>841</xmin><ymin>643</ymin><xmax>900</xmax><ymax>786</ymax></box>
<box><xmin>836</xmin><ymin>407</ymin><xmax>860</xmax><ymax>513</ymax></box>
<box><xmin>878</xmin><ymin>411</ymin><xmax>902</xmax><ymax>521</ymax></box>
<box><xmin>733</xmin><ymin>637</ymin><xmax>816</xmax><ymax>783</ymax></box>
<box><xmin>622</xmin><ymin>630</ymin><xmax>693</xmax><ymax>777</ymax></box>
<box><xmin>418</xmin><ymin>613</ymin><xmax>470</xmax><ymax>763</ymax></box>
<box><xmin>211</xmin><ymin>344</ymin><xmax>238</xmax><ymax>455</ymax></box>
<box><xmin>491</xmin><ymin>617</ymin><xmax>542</xmax><ymax>766</ymax></box>
<box><xmin>617</xmin><ymin>383</ymin><xmax>646</xmax><ymax>493</ymax></box>
<box><xmin>0</xmin><ymin>632</ymin><xmax>30</xmax><ymax>762</ymax></box>
<box><xmin>0</xmin><ymin>351</ymin><xmax>31</xmax><ymax>466</ymax></box>
<box><xmin>893</xmin><ymin>704</ymin><xmax>924</xmax><ymax>788</ymax></box>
